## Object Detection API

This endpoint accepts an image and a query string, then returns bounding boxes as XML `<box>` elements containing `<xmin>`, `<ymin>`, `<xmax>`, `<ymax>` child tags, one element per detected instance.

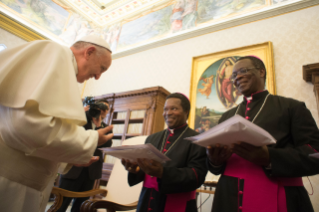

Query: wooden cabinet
<box><xmin>94</xmin><ymin>86</ymin><xmax>170</xmax><ymax>185</ymax></box>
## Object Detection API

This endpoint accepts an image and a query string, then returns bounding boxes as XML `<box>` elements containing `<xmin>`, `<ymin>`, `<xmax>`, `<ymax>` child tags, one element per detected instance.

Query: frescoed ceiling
<box><xmin>63</xmin><ymin>0</ymin><xmax>166</xmax><ymax>26</ymax></box>
<box><xmin>0</xmin><ymin>0</ymin><xmax>318</xmax><ymax>57</ymax></box>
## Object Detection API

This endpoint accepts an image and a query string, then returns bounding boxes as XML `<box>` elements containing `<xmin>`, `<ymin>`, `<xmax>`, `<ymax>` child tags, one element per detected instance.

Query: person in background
<box><xmin>57</xmin><ymin>99</ymin><xmax>113</xmax><ymax>212</ymax></box>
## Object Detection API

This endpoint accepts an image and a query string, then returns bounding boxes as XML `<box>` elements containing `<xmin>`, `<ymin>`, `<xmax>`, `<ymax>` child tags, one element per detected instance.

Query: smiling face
<box><xmin>76</xmin><ymin>46</ymin><xmax>112</xmax><ymax>83</ymax></box>
<box><xmin>163</xmin><ymin>98</ymin><xmax>188</xmax><ymax>129</ymax></box>
<box><xmin>232</xmin><ymin>59</ymin><xmax>265</xmax><ymax>97</ymax></box>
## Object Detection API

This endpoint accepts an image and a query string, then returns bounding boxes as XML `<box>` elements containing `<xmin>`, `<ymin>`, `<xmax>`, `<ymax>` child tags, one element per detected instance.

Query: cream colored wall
<box><xmin>0</xmin><ymin>27</ymin><xmax>27</xmax><ymax>48</ymax></box>
<box><xmin>84</xmin><ymin>5</ymin><xmax>319</xmax><ymax>211</ymax></box>
<box><xmin>84</xmin><ymin>5</ymin><xmax>319</xmax><ymax>124</ymax></box>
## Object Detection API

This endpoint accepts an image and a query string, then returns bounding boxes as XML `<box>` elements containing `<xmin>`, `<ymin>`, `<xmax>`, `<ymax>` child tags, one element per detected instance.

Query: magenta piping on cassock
<box><xmin>307</xmin><ymin>144</ymin><xmax>318</xmax><ymax>152</ymax></box>
<box><xmin>224</xmin><ymin>154</ymin><xmax>303</xmax><ymax>212</ymax></box>
<box><xmin>192</xmin><ymin>168</ymin><xmax>198</xmax><ymax>185</ymax></box>
<box><xmin>143</xmin><ymin>174</ymin><xmax>196</xmax><ymax>212</ymax></box>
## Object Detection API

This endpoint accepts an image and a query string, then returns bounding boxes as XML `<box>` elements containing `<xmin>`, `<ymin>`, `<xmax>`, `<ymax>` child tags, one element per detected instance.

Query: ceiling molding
<box><xmin>0</xmin><ymin>11</ymin><xmax>47</xmax><ymax>42</ymax></box>
<box><xmin>112</xmin><ymin>0</ymin><xmax>319</xmax><ymax>59</ymax></box>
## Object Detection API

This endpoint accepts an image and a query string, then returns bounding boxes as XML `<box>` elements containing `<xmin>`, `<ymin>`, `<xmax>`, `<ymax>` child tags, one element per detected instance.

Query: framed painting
<box><xmin>189</xmin><ymin>42</ymin><xmax>275</xmax><ymax>132</ymax></box>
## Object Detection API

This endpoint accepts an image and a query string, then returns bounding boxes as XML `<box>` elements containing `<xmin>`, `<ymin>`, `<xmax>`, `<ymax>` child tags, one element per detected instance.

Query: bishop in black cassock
<box><xmin>122</xmin><ymin>93</ymin><xmax>207</xmax><ymax>212</ymax></box>
<box><xmin>207</xmin><ymin>56</ymin><xmax>319</xmax><ymax>212</ymax></box>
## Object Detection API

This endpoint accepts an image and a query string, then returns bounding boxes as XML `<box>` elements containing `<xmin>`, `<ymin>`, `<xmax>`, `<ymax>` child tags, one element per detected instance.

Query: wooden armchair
<box><xmin>75</xmin><ymin>136</ymin><xmax>147</xmax><ymax>212</ymax></box>
<box><xmin>47</xmin><ymin>187</ymin><xmax>107</xmax><ymax>212</ymax></box>
<box><xmin>48</xmin><ymin>136</ymin><xmax>146</xmax><ymax>212</ymax></box>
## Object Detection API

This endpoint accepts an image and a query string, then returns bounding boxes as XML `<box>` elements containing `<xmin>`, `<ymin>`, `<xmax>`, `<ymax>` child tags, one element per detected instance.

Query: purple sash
<box><xmin>224</xmin><ymin>154</ymin><xmax>303</xmax><ymax>212</ymax></box>
<box><xmin>143</xmin><ymin>174</ymin><xmax>196</xmax><ymax>212</ymax></box>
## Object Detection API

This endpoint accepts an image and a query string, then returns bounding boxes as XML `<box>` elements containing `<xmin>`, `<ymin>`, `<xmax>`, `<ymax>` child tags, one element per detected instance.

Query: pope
<box><xmin>0</xmin><ymin>35</ymin><xmax>113</xmax><ymax>212</ymax></box>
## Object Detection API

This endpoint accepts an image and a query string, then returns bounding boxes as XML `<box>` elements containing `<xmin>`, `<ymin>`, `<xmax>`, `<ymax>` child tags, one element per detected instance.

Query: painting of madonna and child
<box><xmin>189</xmin><ymin>42</ymin><xmax>275</xmax><ymax>133</ymax></box>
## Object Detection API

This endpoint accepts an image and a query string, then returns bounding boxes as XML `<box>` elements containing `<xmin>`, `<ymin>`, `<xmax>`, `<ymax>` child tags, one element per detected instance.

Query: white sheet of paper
<box><xmin>99</xmin><ymin>143</ymin><xmax>171</xmax><ymax>163</ymax></box>
<box><xmin>186</xmin><ymin>115</ymin><xmax>276</xmax><ymax>147</ymax></box>
<box><xmin>309</xmin><ymin>153</ymin><xmax>319</xmax><ymax>159</ymax></box>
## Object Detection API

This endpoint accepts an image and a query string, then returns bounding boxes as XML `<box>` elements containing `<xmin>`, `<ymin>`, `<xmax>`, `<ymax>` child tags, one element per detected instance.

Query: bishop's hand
<box><xmin>137</xmin><ymin>158</ymin><xmax>163</xmax><ymax>178</ymax></box>
<box><xmin>232</xmin><ymin>142</ymin><xmax>270</xmax><ymax>166</ymax></box>
<box><xmin>121</xmin><ymin>159</ymin><xmax>140</xmax><ymax>174</ymax></box>
<box><xmin>206</xmin><ymin>143</ymin><xmax>233</xmax><ymax>166</ymax></box>
<box><xmin>97</xmin><ymin>125</ymin><xmax>113</xmax><ymax>146</ymax></box>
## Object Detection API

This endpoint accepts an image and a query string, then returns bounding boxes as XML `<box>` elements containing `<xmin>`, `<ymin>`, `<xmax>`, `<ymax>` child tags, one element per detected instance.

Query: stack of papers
<box><xmin>100</xmin><ymin>143</ymin><xmax>171</xmax><ymax>163</ymax></box>
<box><xmin>186</xmin><ymin>115</ymin><xmax>276</xmax><ymax>147</ymax></box>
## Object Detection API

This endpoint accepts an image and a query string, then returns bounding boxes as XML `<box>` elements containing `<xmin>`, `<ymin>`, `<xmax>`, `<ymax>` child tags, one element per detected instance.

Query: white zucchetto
<box><xmin>75</xmin><ymin>35</ymin><xmax>112</xmax><ymax>52</ymax></box>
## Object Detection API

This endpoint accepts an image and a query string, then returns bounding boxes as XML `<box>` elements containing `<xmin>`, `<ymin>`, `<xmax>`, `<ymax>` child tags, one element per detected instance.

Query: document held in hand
<box><xmin>186</xmin><ymin>115</ymin><xmax>276</xmax><ymax>147</ymax></box>
<box><xmin>100</xmin><ymin>143</ymin><xmax>171</xmax><ymax>163</ymax></box>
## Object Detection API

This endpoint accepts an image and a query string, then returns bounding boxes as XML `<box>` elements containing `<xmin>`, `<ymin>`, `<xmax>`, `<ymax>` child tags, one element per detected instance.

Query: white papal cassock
<box><xmin>0</xmin><ymin>40</ymin><xmax>98</xmax><ymax>212</ymax></box>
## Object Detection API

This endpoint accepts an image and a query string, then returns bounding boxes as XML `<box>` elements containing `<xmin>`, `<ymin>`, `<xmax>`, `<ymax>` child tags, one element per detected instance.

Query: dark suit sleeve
<box><xmin>127</xmin><ymin>135</ymin><xmax>149</xmax><ymax>186</ymax></box>
<box><xmin>128</xmin><ymin>171</ymin><xmax>146</xmax><ymax>186</ymax></box>
<box><xmin>206</xmin><ymin>158</ymin><xmax>226</xmax><ymax>175</ymax></box>
<box><xmin>96</xmin><ymin>123</ymin><xmax>113</xmax><ymax>148</ymax></box>
<box><xmin>158</xmin><ymin>143</ymin><xmax>208</xmax><ymax>194</ymax></box>
<box><xmin>267</xmin><ymin>102</ymin><xmax>319</xmax><ymax>177</ymax></box>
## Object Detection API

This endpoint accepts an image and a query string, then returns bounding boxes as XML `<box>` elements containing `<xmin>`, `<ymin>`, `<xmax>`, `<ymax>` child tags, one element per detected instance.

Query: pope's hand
<box><xmin>232</xmin><ymin>142</ymin><xmax>270</xmax><ymax>166</ymax></box>
<box><xmin>121</xmin><ymin>159</ymin><xmax>140</xmax><ymax>174</ymax></box>
<box><xmin>137</xmin><ymin>158</ymin><xmax>163</xmax><ymax>178</ymax></box>
<box><xmin>97</xmin><ymin>125</ymin><xmax>113</xmax><ymax>146</ymax></box>
<box><xmin>73</xmin><ymin>156</ymin><xmax>99</xmax><ymax>167</ymax></box>
<box><xmin>206</xmin><ymin>144</ymin><xmax>232</xmax><ymax>166</ymax></box>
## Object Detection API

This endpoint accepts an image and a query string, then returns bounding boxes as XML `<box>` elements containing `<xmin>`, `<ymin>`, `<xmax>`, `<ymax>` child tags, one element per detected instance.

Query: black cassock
<box><xmin>128</xmin><ymin>124</ymin><xmax>207</xmax><ymax>212</ymax></box>
<box><xmin>208</xmin><ymin>90</ymin><xmax>319</xmax><ymax>212</ymax></box>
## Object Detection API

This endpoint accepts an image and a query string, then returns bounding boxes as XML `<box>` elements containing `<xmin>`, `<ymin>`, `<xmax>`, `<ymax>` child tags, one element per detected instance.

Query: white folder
<box><xmin>186</xmin><ymin>115</ymin><xmax>276</xmax><ymax>147</ymax></box>
<box><xmin>100</xmin><ymin>141</ymin><xmax>170</xmax><ymax>163</ymax></box>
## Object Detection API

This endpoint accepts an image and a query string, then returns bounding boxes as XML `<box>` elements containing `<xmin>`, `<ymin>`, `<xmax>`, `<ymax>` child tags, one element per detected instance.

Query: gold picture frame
<box><xmin>188</xmin><ymin>42</ymin><xmax>275</xmax><ymax>131</ymax></box>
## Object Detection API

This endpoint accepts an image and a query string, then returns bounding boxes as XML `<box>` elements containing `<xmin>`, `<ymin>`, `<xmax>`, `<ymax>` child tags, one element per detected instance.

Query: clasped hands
<box><xmin>121</xmin><ymin>158</ymin><xmax>163</xmax><ymax>178</ymax></box>
<box><xmin>207</xmin><ymin>142</ymin><xmax>270</xmax><ymax>167</ymax></box>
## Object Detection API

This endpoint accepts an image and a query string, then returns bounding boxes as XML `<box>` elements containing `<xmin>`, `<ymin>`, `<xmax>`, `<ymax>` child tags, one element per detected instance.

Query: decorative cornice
<box><xmin>112</xmin><ymin>0</ymin><xmax>319</xmax><ymax>59</ymax></box>
<box><xmin>0</xmin><ymin>11</ymin><xmax>47</xmax><ymax>42</ymax></box>
<box><xmin>94</xmin><ymin>86</ymin><xmax>170</xmax><ymax>100</ymax></box>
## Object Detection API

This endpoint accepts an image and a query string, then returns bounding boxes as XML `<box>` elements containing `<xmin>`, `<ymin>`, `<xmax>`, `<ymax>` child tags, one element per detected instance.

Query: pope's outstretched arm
<box><xmin>0</xmin><ymin>101</ymin><xmax>113</xmax><ymax>165</ymax></box>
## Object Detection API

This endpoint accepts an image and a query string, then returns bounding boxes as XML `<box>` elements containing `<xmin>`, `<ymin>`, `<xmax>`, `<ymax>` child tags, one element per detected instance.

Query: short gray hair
<box><xmin>72</xmin><ymin>41</ymin><xmax>109</xmax><ymax>56</ymax></box>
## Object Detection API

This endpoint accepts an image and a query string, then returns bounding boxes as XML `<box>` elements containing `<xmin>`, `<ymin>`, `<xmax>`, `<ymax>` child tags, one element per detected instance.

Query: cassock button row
<box><xmin>247</xmin><ymin>108</ymin><xmax>250</xmax><ymax>111</ymax></box>
<box><xmin>148</xmin><ymin>208</ymin><xmax>153</xmax><ymax>211</ymax></box>
<box><xmin>239</xmin><ymin>191</ymin><xmax>243</xmax><ymax>195</ymax></box>
<box><xmin>150</xmin><ymin>197</ymin><xmax>154</xmax><ymax>200</ymax></box>
<box><xmin>164</xmin><ymin>149</ymin><xmax>167</xmax><ymax>152</ymax></box>
<box><xmin>247</xmin><ymin>100</ymin><xmax>251</xmax><ymax>104</ymax></box>
<box><xmin>245</xmin><ymin>116</ymin><xmax>249</xmax><ymax>120</ymax></box>
<box><xmin>239</xmin><ymin>206</ymin><xmax>243</xmax><ymax>210</ymax></box>
<box><xmin>167</xmin><ymin>141</ymin><xmax>171</xmax><ymax>144</ymax></box>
